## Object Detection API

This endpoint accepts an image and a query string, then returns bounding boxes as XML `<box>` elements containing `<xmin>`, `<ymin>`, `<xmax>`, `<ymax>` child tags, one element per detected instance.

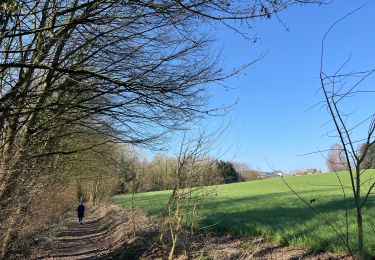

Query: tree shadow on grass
<box><xmin>113</xmin><ymin>187</ymin><xmax>375</xmax><ymax>255</ymax></box>
<box><xmin>198</xmin><ymin>194</ymin><xmax>375</xmax><ymax>255</ymax></box>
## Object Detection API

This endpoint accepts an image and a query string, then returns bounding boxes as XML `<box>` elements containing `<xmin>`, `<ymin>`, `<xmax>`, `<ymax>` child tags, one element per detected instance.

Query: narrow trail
<box><xmin>37</xmin><ymin>206</ymin><xmax>351</xmax><ymax>260</ymax></box>
<box><xmin>43</xmin><ymin>214</ymin><xmax>116</xmax><ymax>259</ymax></box>
<box><xmin>38</xmin><ymin>206</ymin><xmax>154</xmax><ymax>260</ymax></box>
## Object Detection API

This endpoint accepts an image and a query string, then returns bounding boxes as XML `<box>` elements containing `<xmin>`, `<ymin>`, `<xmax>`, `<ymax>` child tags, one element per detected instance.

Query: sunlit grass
<box><xmin>112</xmin><ymin>170</ymin><xmax>375</xmax><ymax>254</ymax></box>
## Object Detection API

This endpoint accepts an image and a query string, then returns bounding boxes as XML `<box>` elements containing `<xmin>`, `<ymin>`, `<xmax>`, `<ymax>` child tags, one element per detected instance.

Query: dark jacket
<box><xmin>77</xmin><ymin>204</ymin><xmax>85</xmax><ymax>217</ymax></box>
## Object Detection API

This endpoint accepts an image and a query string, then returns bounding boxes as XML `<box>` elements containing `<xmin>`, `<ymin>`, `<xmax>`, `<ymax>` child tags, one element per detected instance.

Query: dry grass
<box><xmin>7</xmin><ymin>182</ymin><xmax>77</xmax><ymax>259</ymax></box>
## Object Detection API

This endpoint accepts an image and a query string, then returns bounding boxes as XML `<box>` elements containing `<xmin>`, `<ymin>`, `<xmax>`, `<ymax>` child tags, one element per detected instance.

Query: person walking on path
<box><xmin>77</xmin><ymin>203</ymin><xmax>85</xmax><ymax>224</ymax></box>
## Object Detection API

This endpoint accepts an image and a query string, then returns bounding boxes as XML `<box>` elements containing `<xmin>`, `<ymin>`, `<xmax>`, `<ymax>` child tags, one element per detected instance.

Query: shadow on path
<box><xmin>43</xmin><ymin>214</ymin><xmax>114</xmax><ymax>259</ymax></box>
<box><xmin>38</xmin><ymin>206</ymin><xmax>157</xmax><ymax>260</ymax></box>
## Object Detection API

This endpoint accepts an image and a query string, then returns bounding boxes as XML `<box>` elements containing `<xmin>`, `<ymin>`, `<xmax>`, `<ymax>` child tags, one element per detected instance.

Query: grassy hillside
<box><xmin>112</xmin><ymin>171</ymin><xmax>375</xmax><ymax>254</ymax></box>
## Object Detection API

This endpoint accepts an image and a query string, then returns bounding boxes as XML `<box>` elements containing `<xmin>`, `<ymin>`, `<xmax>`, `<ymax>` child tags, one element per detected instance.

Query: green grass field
<box><xmin>112</xmin><ymin>171</ymin><xmax>375</xmax><ymax>255</ymax></box>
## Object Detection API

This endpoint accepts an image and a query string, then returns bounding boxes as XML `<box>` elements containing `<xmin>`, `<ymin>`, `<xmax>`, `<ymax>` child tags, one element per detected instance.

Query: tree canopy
<box><xmin>0</xmin><ymin>0</ymin><xmax>325</xmax><ymax>257</ymax></box>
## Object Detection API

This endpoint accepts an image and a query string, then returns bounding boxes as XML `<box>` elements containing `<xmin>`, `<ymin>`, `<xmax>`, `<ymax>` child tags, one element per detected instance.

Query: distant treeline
<box><xmin>117</xmin><ymin>155</ymin><xmax>264</xmax><ymax>194</ymax></box>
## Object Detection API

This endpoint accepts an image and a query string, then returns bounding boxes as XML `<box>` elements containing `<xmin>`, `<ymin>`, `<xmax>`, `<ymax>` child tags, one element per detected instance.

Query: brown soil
<box><xmin>34</xmin><ymin>206</ymin><xmax>352</xmax><ymax>260</ymax></box>
<box><xmin>37</xmin><ymin>206</ymin><xmax>156</xmax><ymax>260</ymax></box>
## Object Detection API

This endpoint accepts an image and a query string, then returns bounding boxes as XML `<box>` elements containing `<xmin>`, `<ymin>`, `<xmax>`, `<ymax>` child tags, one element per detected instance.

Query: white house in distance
<box><xmin>272</xmin><ymin>170</ymin><xmax>285</xmax><ymax>177</ymax></box>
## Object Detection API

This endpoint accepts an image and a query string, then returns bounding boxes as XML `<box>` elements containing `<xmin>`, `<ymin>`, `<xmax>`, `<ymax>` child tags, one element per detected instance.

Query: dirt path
<box><xmin>38</xmin><ymin>206</ymin><xmax>154</xmax><ymax>260</ymax></box>
<box><xmin>44</xmin><ymin>215</ymin><xmax>113</xmax><ymax>259</ymax></box>
<box><xmin>37</xmin><ymin>206</ymin><xmax>351</xmax><ymax>260</ymax></box>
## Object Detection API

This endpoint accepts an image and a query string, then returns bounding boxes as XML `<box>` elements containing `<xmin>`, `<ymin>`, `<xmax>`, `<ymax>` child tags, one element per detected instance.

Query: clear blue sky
<box><xmin>199</xmin><ymin>0</ymin><xmax>375</xmax><ymax>172</ymax></box>
<box><xmin>146</xmin><ymin>1</ymin><xmax>375</xmax><ymax>172</ymax></box>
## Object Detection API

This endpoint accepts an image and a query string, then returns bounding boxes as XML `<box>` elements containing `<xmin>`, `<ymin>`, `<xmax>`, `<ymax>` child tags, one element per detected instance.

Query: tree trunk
<box><xmin>356</xmin><ymin>168</ymin><xmax>365</xmax><ymax>259</ymax></box>
<box><xmin>356</xmin><ymin>207</ymin><xmax>364</xmax><ymax>259</ymax></box>
<box><xmin>1</xmin><ymin>204</ymin><xmax>21</xmax><ymax>258</ymax></box>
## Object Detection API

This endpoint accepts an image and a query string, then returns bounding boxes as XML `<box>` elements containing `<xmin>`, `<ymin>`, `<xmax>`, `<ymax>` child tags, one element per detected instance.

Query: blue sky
<box><xmin>145</xmin><ymin>1</ymin><xmax>375</xmax><ymax>172</ymax></box>
<box><xmin>197</xmin><ymin>1</ymin><xmax>375</xmax><ymax>172</ymax></box>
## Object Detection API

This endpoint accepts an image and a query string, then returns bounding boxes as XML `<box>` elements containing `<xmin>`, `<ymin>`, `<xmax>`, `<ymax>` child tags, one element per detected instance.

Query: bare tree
<box><xmin>326</xmin><ymin>143</ymin><xmax>347</xmax><ymax>172</ymax></box>
<box><xmin>0</xmin><ymin>0</ymin><xmax>325</xmax><ymax>257</ymax></box>
<box><xmin>159</xmin><ymin>131</ymin><xmax>217</xmax><ymax>260</ymax></box>
<box><xmin>280</xmin><ymin>8</ymin><xmax>374</xmax><ymax>259</ymax></box>
<box><xmin>319</xmin><ymin>8</ymin><xmax>375</xmax><ymax>259</ymax></box>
